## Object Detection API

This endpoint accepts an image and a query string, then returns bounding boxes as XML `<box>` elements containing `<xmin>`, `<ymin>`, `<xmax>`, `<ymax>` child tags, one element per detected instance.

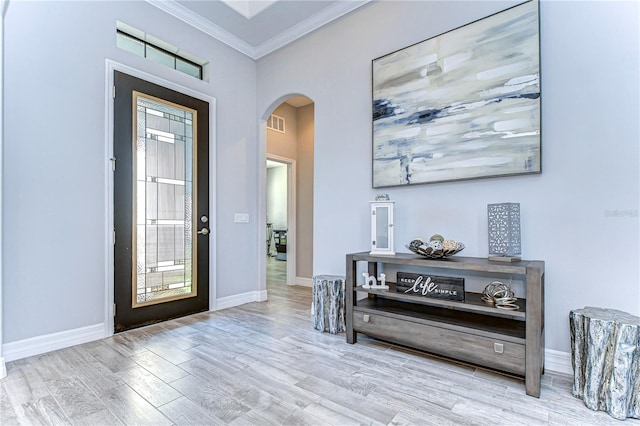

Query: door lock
<box><xmin>200</xmin><ymin>215</ymin><xmax>208</xmax><ymax>223</ymax></box>
<box><xmin>197</xmin><ymin>228</ymin><xmax>210</xmax><ymax>235</ymax></box>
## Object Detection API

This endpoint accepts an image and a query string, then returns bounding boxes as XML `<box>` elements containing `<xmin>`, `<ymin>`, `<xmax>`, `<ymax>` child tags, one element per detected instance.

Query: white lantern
<box><xmin>370</xmin><ymin>199</ymin><xmax>395</xmax><ymax>255</ymax></box>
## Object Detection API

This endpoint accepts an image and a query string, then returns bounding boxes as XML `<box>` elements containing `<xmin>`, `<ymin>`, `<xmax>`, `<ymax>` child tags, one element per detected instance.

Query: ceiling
<box><xmin>147</xmin><ymin>0</ymin><xmax>371</xmax><ymax>60</ymax></box>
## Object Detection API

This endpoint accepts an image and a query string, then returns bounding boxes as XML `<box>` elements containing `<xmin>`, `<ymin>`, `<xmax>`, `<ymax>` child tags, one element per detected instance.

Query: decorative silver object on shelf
<box><xmin>570</xmin><ymin>307</ymin><xmax>640</xmax><ymax>420</ymax></box>
<box><xmin>481</xmin><ymin>280</ymin><xmax>519</xmax><ymax>310</ymax></box>
<box><xmin>375</xmin><ymin>193</ymin><xmax>390</xmax><ymax>201</ymax></box>
<box><xmin>405</xmin><ymin>238</ymin><xmax>465</xmax><ymax>259</ymax></box>
<box><xmin>488</xmin><ymin>202</ymin><xmax>521</xmax><ymax>261</ymax></box>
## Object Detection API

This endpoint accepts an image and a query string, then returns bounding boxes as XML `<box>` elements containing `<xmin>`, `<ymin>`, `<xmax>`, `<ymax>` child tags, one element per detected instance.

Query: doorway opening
<box><xmin>266</xmin><ymin>157</ymin><xmax>292</xmax><ymax>286</ymax></box>
<box><xmin>262</xmin><ymin>96</ymin><xmax>314</xmax><ymax>293</ymax></box>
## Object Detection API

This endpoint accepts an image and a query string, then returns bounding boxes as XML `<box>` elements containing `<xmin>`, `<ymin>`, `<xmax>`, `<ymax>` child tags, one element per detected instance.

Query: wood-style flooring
<box><xmin>1</xmin><ymin>259</ymin><xmax>634</xmax><ymax>425</ymax></box>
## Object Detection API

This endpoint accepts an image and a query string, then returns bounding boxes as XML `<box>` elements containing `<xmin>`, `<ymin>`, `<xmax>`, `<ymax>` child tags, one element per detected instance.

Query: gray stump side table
<box><xmin>312</xmin><ymin>275</ymin><xmax>346</xmax><ymax>334</ymax></box>
<box><xmin>570</xmin><ymin>306</ymin><xmax>640</xmax><ymax>420</ymax></box>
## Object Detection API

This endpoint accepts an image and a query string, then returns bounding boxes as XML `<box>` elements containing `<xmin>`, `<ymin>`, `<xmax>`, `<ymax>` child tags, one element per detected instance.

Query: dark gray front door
<box><xmin>113</xmin><ymin>71</ymin><xmax>210</xmax><ymax>332</ymax></box>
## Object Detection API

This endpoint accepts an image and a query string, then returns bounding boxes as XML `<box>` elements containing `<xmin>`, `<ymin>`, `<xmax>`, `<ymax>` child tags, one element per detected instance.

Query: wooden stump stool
<box><xmin>570</xmin><ymin>307</ymin><xmax>640</xmax><ymax>420</ymax></box>
<box><xmin>312</xmin><ymin>275</ymin><xmax>346</xmax><ymax>334</ymax></box>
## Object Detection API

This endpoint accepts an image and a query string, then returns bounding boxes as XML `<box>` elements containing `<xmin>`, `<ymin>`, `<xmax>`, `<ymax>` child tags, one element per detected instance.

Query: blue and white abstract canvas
<box><xmin>372</xmin><ymin>1</ymin><xmax>540</xmax><ymax>187</ymax></box>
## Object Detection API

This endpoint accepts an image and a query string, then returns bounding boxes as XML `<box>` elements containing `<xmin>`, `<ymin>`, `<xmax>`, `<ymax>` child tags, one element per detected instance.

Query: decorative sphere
<box><xmin>429</xmin><ymin>234</ymin><xmax>445</xmax><ymax>243</ymax></box>
<box><xmin>429</xmin><ymin>240</ymin><xmax>443</xmax><ymax>250</ymax></box>
<box><xmin>443</xmin><ymin>240</ymin><xmax>458</xmax><ymax>251</ymax></box>
<box><xmin>408</xmin><ymin>239</ymin><xmax>423</xmax><ymax>252</ymax></box>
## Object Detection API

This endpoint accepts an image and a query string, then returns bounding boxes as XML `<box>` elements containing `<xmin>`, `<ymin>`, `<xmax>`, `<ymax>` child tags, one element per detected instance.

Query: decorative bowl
<box><xmin>406</xmin><ymin>242</ymin><xmax>465</xmax><ymax>259</ymax></box>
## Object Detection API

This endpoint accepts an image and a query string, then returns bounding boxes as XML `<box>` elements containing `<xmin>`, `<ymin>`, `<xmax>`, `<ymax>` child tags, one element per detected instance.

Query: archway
<box><xmin>258</xmin><ymin>94</ymin><xmax>314</xmax><ymax>297</ymax></box>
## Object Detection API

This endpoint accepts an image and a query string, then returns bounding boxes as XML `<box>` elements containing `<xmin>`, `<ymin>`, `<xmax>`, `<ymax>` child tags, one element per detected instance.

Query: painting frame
<box><xmin>372</xmin><ymin>0</ymin><xmax>541</xmax><ymax>188</ymax></box>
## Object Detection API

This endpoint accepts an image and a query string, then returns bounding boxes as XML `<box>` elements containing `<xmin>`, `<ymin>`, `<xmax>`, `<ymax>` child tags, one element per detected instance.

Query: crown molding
<box><xmin>146</xmin><ymin>0</ymin><xmax>371</xmax><ymax>60</ymax></box>
<box><xmin>253</xmin><ymin>0</ymin><xmax>371</xmax><ymax>59</ymax></box>
<box><xmin>146</xmin><ymin>0</ymin><xmax>257</xmax><ymax>58</ymax></box>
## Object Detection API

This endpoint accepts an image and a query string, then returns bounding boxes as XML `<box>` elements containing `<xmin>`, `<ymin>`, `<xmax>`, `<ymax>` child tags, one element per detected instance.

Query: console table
<box><xmin>346</xmin><ymin>252</ymin><xmax>545</xmax><ymax>397</ymax></box>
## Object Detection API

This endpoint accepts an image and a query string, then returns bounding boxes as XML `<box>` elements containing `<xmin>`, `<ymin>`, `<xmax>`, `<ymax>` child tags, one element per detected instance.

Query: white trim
<box><xmin>145</xmin><ymin>0</ymin><xmax>371</xmax><ymax>60</ymax></box>
<box><xmin>286</xmin><ymin>159</ymin><xmax>296</xmax><ymax>287</ymax></box>
<box><xmin>0</xmin><ymin>0</ymin><xmax>8</xmax><ymax>379</ymax></box>
<box><xmin>258</xmin><ymin>120</ymin><xmax>268</xmax><ymax>302</ymax></box>
<box><xmin>104</xmin><ymin>59</ymin><xmax>217</xmax><ymax>335</ymax></box>
<box><xmin>215</xmin><ymin>290</ymin><xmax>268</xmax><ymax>311</ymax></box>
<box><xmin>267</xmin><ymin>154</ymin><xmax>297</xmax><ymax>287</ymax></box>
<box><xmin>545</xmin><ymin>348</ymin><xmax>573</xmax><ymax>376</ymax></box>
<box><xmin>254</xmin><ymin>0</ymin><xmax>371</xmax><ymax>59</ymax></box>
<box><xmin>146</xmin><ymin>0</ymin><xmax>256</xmax><ymax>58</ymax></box>
<box><xmin>208</xmin><ymin>99</ymin><xmax>218</xmax><ymax>313</ymax></box>
<box><xmin>3</xmin><ymin>324</ymin><xmax>104</xmax><ymax>362</ymax></box>
<box><xmin>296</xmin><ymin>277</ymin><xmax>313</xmax><ymax>288</ymax></box>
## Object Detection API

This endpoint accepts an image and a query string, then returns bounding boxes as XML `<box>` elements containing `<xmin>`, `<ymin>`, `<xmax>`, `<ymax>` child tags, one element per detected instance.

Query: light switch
<box><xmin>234</xmin><ymin>213</ymin><xmax>249</xmax><ymax>223</ymax></box>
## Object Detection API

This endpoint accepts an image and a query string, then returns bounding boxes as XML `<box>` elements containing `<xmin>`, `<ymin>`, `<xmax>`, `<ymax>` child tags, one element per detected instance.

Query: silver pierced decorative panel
<box><xmin>488</xmin><ymin>202</ymin><xmax>521</xmax><ymax>256</ymax></box>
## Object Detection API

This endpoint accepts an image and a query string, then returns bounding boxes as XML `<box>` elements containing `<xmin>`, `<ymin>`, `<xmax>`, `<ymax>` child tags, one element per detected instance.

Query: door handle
<box><xmin>197</xmin><ymin>228</ymin><xmax>210</xmax><ymax>235</ymax></box>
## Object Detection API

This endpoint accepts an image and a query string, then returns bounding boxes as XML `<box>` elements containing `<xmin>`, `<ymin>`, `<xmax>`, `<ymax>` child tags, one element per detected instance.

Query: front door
<box><xmin>113</xmin><ymin>71</ymin><xmax>210</xmax><ymax>332</ymax></box>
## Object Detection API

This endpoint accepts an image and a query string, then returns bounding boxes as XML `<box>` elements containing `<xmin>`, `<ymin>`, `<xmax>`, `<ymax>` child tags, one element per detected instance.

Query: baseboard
<box><xmin>296</xmin><ymin>277</ymin><xmax>313</xmax><ymax>287</ymax></box>
<box><xmin>3</xmin><ymin>291</ymin><xmax>267</xmax><ymax>363</ymax></box>
<box><xmin>545</xmin><ymin>348</ymin><xmax>573</xmax><ymax>376</ymax></box>
<box><xmin>2</xmin><ymin>323</ymin><xmax>105</xmax><ymax>362</ymax></box>
<box><xmin>215</xmin><ymin>290</ymin><xmax>268</xmax><ymax>310</ymax></box>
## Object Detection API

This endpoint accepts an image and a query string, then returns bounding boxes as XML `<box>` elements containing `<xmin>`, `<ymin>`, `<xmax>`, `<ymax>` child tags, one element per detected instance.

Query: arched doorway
<box><xmin>259</xmin><ymin>95</ymin><xmax>314</xmax><ymax>296</ymax></box>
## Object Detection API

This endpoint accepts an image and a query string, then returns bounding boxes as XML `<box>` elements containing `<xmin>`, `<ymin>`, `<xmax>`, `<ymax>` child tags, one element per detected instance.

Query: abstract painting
<box><xmin>372</xmin><ymin>1</ymin><xmax>540</xmax><ymax>187</ymax></box>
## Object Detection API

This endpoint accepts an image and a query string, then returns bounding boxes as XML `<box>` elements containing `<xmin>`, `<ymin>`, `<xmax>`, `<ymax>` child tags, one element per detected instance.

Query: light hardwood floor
<box><xmin>266</xmin><ymin>256</ymin><xmax>287</xmax><ymax>285</ymax></box>
<box><xmin>1</xmin><ymin>262</ymin><xmax>635</xmax><ymax>425</ymax></box>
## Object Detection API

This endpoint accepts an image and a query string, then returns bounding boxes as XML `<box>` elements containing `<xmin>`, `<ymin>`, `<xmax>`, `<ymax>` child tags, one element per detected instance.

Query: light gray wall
<box><xmin>3</xmin><ymin>0</ymin><xmax>257</xmax><ymax>342</ymax></box>
<box><xmin>257</xmin><ymin>0</ymin><xmax>640</xmax><ymax>353</ymax></box>
<box><xmin>3</xmin><ymin>0</ymin><xmax>638</xmax><ymax>357</ymax></box>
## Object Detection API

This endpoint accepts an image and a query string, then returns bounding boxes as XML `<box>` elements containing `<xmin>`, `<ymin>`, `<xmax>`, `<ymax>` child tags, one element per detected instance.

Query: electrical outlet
<box><xmin>234</xmin><ymin>213</ymin><xmax>249</xmax><ymax>223</ymax></box>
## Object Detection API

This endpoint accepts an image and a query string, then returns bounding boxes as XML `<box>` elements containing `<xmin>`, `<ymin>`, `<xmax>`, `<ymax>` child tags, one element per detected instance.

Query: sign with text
<box><xmin>396</xmin><ymin>272</ymin><xmax>465</xmax><ymax>301</ymax></box>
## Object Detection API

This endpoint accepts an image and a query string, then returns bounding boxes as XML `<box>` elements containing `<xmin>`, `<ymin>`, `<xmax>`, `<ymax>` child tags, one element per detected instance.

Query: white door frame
<box><xmin>104</xmin><ymin>60</ymin><xmax>217</xmax><ymax>336</ymax></box>
<box><xmin>266</xmin><ymin>154</ymin><xmax>296</xmax><ymax>286</ymax></box>
<box><xmin>0</xmin><ymin>0</ymin><xmax>8</xmax><ymax>378</ymax></box>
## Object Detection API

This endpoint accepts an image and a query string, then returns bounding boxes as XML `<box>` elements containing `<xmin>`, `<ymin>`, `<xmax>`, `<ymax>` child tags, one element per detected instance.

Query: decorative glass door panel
<box><xmin>133</xmin><ymin>92</ymin><xmax>197</xmax><ymax>307</ymax></box>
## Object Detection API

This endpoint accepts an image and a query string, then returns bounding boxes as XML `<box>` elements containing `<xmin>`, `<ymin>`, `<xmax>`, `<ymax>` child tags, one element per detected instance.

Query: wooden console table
<box><xmin>345</xmin><ymin>252</ymin><xmax>545</xmax><ymax>397</ymax></box>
